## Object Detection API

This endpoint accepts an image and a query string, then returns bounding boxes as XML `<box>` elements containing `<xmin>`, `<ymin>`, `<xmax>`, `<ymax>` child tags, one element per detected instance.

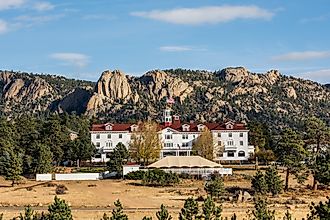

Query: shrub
<box><xmin>204</xmin><ymin>176</ymin><xmax>225</xmax><ymax>199</ymax></box>
<box><xmin>124</xmin><ymin>170</ymin><xmax>146</xmax><ymax>180</ymax></box>
<box><xmin>251</xmin><ymin>170</ymin><xmax>267</xmax><ymax>195</ymax></box>
<box><xmin>142</xmin><ymin>169</ymin><xmax>179</xmax><ymax>186</ymax></box>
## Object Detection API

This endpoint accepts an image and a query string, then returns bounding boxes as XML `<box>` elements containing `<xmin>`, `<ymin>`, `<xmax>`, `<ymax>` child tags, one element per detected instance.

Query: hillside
<box><xmin>0</xmin><ymin>68</ymin><xmax>329</xmax><ymax>130</ymax></box>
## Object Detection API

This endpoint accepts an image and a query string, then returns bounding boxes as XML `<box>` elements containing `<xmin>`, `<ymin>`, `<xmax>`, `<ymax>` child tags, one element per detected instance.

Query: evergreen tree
<box><xmin>314</xmin><ymin>150</ymin><xmax>330</xmax><ymax>186</ymax></box>
<box><xmin>204</xmin><ymin>176</ymin><xmax>225</xmax><ymax>199</ymax></box>
<box><xmin>250</xmin><ymin>197</ymin><xmax>275</xmax><ymax>220</ymax></box>
<box><xmin>18</xmin><ymin>205</ymin><xmax>38</xmax><ymax>220</ymax></box>
<box><xmin>48</xmin><ymin>196</ymin><xmax>73</xmax><ymax>220</ymax></box>
<box><xmin>251</xmin><ymin>170</ymin><xmax>267</xmax><ymax>195</ymax></box>
<box><xmin>265</xmin><ymin>166</ymin><xmax>283</xmax><ymax>196</ymax></box>
<box><xmin>275</xmin><ymin>128</ymin><xmax>308</xmax><ymax>191</ymax></box>
<box><xmin>304</xmin><ymin>117</ymin><xmax>330</xmax><ymax>190</ymax></box>
<box><xmin>110</xmin><ymin>200</ymin><xmax>128</xmax><ymax>220</ymax></box>
<box><xmin>307</xmin><ymin>196</ymin><xmax>330</xmax><ymax>220</ymax></box>
<box><xmin>156</xmin><ymin>204</ymin><xmax>172</xmax><ymax>220</ymax></box>
<box><xmin>201</xmin><ymin>196</ymin><xmax>222</xmax><ymax>220</ymax></box>
<box><xmin>142</xmin><ymin>217</ymin><xmax>152</xmax><ymax>220</ymax></box>
<box><xmin>31</xmin><ymin>143</ymin><xmax>53</xmax><ymax>174</ymax></box>
<box><xmin>107</xmin><ymin>143</ymin><xmax>129</xmax><ymax>177</ymax></box>
<box><xmin>179</xmin><ymin>197</ymin><xmax>199</xmax><ymax>220</ymax></box>
<box><xmin>0</xmin><ymin>148</ymin><xmax>23</xmax><ymax>186</ymax></box>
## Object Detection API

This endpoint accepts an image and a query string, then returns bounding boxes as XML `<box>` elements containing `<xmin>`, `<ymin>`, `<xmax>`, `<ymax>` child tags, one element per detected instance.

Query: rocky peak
<box><xmin>218</xmin><ymin>67</ymin><xmax>249</xmax><ymax>83</ymax></box>
<box><xmin>265</xmin><ymin>70</ymin><xmax>280</xmax><ymax>85</ymax></box>
<box><xmin>96</xmin><ymin>69</ymin><xmax>132</xmax><ymax>99</ymax></box>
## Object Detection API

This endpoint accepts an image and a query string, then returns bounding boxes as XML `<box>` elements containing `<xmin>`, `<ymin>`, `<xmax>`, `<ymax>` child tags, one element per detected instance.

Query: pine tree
<box><xmin>314</xmin><ymin>150</ymin><xmax>330</xmax><ymax>186</ymax></box>
<box><xmin>31</xmin><ymin>143</ymin><xmax>53</xmax><ymax>174</ymax></box>
<box><xmin>107</xmin><ymin>143</ymin><xmax>129</xmax><ymax>177</ymax></box>
<box><xmin>201</xmin><ymin>196</ymin><xmax>222</xmax><ymax>220</ymax></box>
<box><xmin>307</xmin><ymin>196</ymin><xmax>330</xmax><ymax>220</ymax></box>
<box><xmin>18</xmin><ymin>205</ymin><xmax>38</xmax><ymax>220</ymax></box>
<box><xmin>304</xmin><ymin>117</ymin><xmax>330</xmax><ymax>190</ymax></box>
<box><xmin>179</xmin><ymin>197</ymin><xmax>199</xmax><ymax>220</ymax></box>
<box><xmin>110</xmin><ymin>200</ymin><xmax>128</xmax><ymax>220</ymax></box>
<box><xmin>156</xmin><ymin>204</ymin><xmax>172</xmax><ymax>220</ymax></box>
<box><xmin>204</xmin><ymin>176</ymin><xmax>225</xmax><ymax>199</ymax></box>
<box><xmin>250</xmin><ymin>197</ymin><xmax>276</xmax><ymax>220</ymax></box>
<box><xmin>265</xmin><ymin>166</ymin><xmax>283</xmax><ymax>196</ymax></box>
<box><xmin>251</xmin><ymin>170</ymin><xmax>267</xmax><ymax>195</ymax></box>
<box><xmin>48</xmin><ymin>196</ymin><xmax>73</xmax><ymax>220</ymax></box>
<box><xmin>0</xmin><ymin>148</ymin><xmax>23</xmax><ymax>186</ymax></box>
<box><xmin>275</xmin><ymin>128</ymin><xmax>308</xmax><ymax>191</ymax></box>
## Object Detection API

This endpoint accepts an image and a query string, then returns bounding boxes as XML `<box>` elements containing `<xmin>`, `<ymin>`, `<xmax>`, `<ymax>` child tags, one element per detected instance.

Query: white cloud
<box><xmin>51</xmin><ymin>53</ymin><xmax>90</xmax><ymax>68</ymax></box>
<box><xmin>131</xmin><ymin>5</ymin><xmax>274</xmax><ymax>25</ymax></box>
<box><xmin>297</xmin><ymin>69</ymin><xmax>330</xmax><ymax>83</ymax></box>
<box><xmin>33</xmin><ymin>2</ymin><xmax>55</xmax><ymax>11</ymax></box>
<box><xmin>0</xmin><ymin>0</ymin><xmax>25</xmax><ymax>10</ymax></box>
<box><xmin>272</xmin><ymin>51</ymin><xmax>330</xmax><ymax>61</ymax></box>
<box><xmin>0</xmin><ymin>19</ymin><xmax>8</xmax><ymax>34</ymax></box>
<box><xmin>160</xmin><ymin>46</ymin><xmax>193</xmax><ymax>52</ymax></box>
<box><xmin>13</xmin><ymin>14</ymin><xmax>63</xmax><ymax>28</ymax></box>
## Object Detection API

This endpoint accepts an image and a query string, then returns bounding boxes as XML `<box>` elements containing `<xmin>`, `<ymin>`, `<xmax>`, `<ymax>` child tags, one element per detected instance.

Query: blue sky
<box><xmin>0</xmin><ymin>0</ymin><xmax>330</xmax><ymax>83</ymax></box>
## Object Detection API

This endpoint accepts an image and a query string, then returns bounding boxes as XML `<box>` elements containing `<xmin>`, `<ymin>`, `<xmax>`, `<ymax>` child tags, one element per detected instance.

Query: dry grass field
<box><xmin>0</xmin><ymin>169</ymin><xmax>329</xmax><ymax>219</ymax></box>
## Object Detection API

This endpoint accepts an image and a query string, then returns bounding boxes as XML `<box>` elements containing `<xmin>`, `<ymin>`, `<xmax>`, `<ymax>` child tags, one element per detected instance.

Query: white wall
<box><xmin>55</xmin><ymin>173</ymin><xmax>101</xmax><ymax>181</ymax></box>
<box><xmin>123</xmin><ymin>165</ymin><xmax>140</xmax><ymax>176</ymax></box>
<box><xmin>36</xmin><ymin>174</ymin><xmax>52</xmax><ymax>181</ymax></box>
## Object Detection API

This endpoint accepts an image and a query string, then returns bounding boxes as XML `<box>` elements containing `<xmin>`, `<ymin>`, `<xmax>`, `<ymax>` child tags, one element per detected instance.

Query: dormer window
<box><xmin>131</xmin><ymin>124</ymin><xmax>139</xmax><ymax>132</ymax></box>
<box><xmin>173</xmin><ymin>115</ymin><xmax>180</xmax><ymax>121</ymax></box>
<box><xmin>105</xmin><ymin>124</ymin><xmax>112</xmax><ymax>131</ymax></box>
<box><xmin>225</xmin><ymin>122</ymin><xmax>234</xmax><ymax>130</ymax></box>
<box><xmin>182</xmin><ymin>124</ymin><xmax>190</xmax><ymax>132</ymax></box>
<box><xmin>197</xmin><ymin>124</ymin><xmax>205</xmax><ymax>132</ymax></box>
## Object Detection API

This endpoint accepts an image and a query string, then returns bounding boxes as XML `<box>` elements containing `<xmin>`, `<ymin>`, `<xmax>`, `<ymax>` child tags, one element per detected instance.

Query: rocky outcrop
<box><xmin>140</xmin><ymin>70</ymin><xmax>193</xmax><ymax>101</ymax></box>
<box><xmin>3</xmin><ymin>77</ymin><xmax>53</xmax><ymax>102</ymax></box>
<box><xmin>218</xmin><ymin>67</ymin><xmax>249</xmax><ymax>83</ymax></box>
<box><xmin>57</xmin><ymin>88</ymin><xmax>92</xmax><ymax>114</ymax></box>
<box><xmin>96</xmin><ymin>70</ymin><xmax>132</xmax><ymax>100</ymax></box>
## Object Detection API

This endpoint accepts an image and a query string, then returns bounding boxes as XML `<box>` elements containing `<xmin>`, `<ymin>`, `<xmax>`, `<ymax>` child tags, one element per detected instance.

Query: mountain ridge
<box><xmin>0</xmin><ymin>68</ymin><xmax>329</xmax><ymax>131</ymax></box>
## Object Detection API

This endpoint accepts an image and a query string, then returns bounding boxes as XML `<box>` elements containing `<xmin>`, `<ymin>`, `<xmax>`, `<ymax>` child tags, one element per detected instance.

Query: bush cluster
<box><xmin>142</xmin><ymin>169</ymin><xmax>179</xmax><ymax>186</ymax></box>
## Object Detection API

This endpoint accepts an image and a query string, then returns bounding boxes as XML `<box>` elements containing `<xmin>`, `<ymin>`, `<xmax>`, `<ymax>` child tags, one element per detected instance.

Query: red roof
<box><xmin>91</xmin><ymin>119</ymin><xmax>247</xmax><ymax>132</ymax></box>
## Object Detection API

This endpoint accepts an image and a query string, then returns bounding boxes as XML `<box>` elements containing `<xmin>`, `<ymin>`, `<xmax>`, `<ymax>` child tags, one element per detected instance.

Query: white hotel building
<box><xmin>90</xmin><ymin>109</ymin><xmax>254</xmax><ymax>162</ymax></box>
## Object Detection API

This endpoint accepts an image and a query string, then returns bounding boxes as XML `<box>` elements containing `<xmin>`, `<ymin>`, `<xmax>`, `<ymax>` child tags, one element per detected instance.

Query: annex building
<box><xmin>90</xmin><ymin>107</ymin><xmax>254</xmax><ymax>163</ymax></box>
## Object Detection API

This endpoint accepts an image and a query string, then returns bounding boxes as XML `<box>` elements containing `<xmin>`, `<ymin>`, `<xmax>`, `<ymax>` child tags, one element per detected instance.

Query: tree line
<box><xmin>0</xmin><ymin>113</ymin><xmax>95</xmax><ymax>185</ymax></box>
<box><xmin>1</xmin><ymin>195</ymin><xmax>329</xmax><ymax>220</ymax></box>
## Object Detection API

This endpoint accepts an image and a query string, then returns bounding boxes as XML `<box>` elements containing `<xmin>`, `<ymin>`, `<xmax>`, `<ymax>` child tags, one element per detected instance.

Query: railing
<box><xmin>145</xmin><ymin>167</ymin><xmax>232</xmax><ymax>176</ymax></box>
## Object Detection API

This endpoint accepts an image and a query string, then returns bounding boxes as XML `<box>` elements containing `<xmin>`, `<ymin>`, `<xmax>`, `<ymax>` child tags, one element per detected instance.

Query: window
<box><xmin>94</xmin><ymin>154</ymin><xmax>101</xmax><ymax>158</ymax></box>
<box><xmin>218</xmin><ymin>141</ymin><xmax>222</xmax><ymax>146</ymax></box>
<box><xmin>227</xmin><ymin>151</ymin><xmax>235</xmax><ymax>157</ymax></box>
<box><xmin>182</xmin><ymin>134</ymin><xmax>188</xmax><ymax>139</ymax></box>
<box><xmin>119</xmin><ymin>134</ymin><xmax>122</xmax><ymax>139</ymax></box>
<box><xmin>164</xmin><ymin>143</ymin><xmax>173</xmax><ymax>148</ymax></box>
<box><xmin>106</xmin><ymin>142</ymin><xmax>112</xmax><ymax>148</ymax></box>
<box><xmin>105</xmin><ymin>125</ymin><xmax>112</xmax><ymax>130</ymax></box>
<box><xmin>227</xmin><ymin>140</ymin><xmax>234</xmax><ymax>146</ymax></box>
<box><xmin>238</xmin><ymin>151</ymin><xmax>245</xmax><ymax>157</ymax></box>
<box><xmin>96</xmin><ymin>134</ymin><xmax>100</xmax><ymax>139</ymax></box>
<box><xmin>228</xmin><ymin>133</ymin><xmax>232</xmax><ymax>138</ymax></box>
<box><xmin>240</xmin><ymin>141</ymin><xmax>244</xmax><ymax>146</ymax></box>
<box><xmin>107</xmin><ymin>134</ymin><xmax>111</xmax><ymax>139</ymax></box>
<box><xmin>218</xmin><ymin>133</ymin><xmax>221</xmax><ymax>138</ymax></box>
<box><xmin>96</xmin><ymin>142</ymin><xmax>100</xmax><ymax>148</ymax></box>
<box><xmin>239</xmin><ymin>133</ymin><xmax>243</xmax><ymax>137</ymax></box>
<box><xmin>182</xmin><ymin>125</ymin><xmax>190</xmax><ymax>131</ymax></box>
<box><xmin>165</xmin><ymin>134</ymin><xmax>172</xmax><ymax>139</ymax></box>
<box><xmin>182</xmin><ymin>142</ymin><xmax>189</xmax><ymax>147</ymax></box>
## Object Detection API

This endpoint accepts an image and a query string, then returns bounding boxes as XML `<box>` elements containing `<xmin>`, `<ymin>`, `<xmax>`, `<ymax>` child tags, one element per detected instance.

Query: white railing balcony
<box><xmin>224</xmin><ymin>145</ymin><xmax>238</xmax><ymax>151</ymax></box>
